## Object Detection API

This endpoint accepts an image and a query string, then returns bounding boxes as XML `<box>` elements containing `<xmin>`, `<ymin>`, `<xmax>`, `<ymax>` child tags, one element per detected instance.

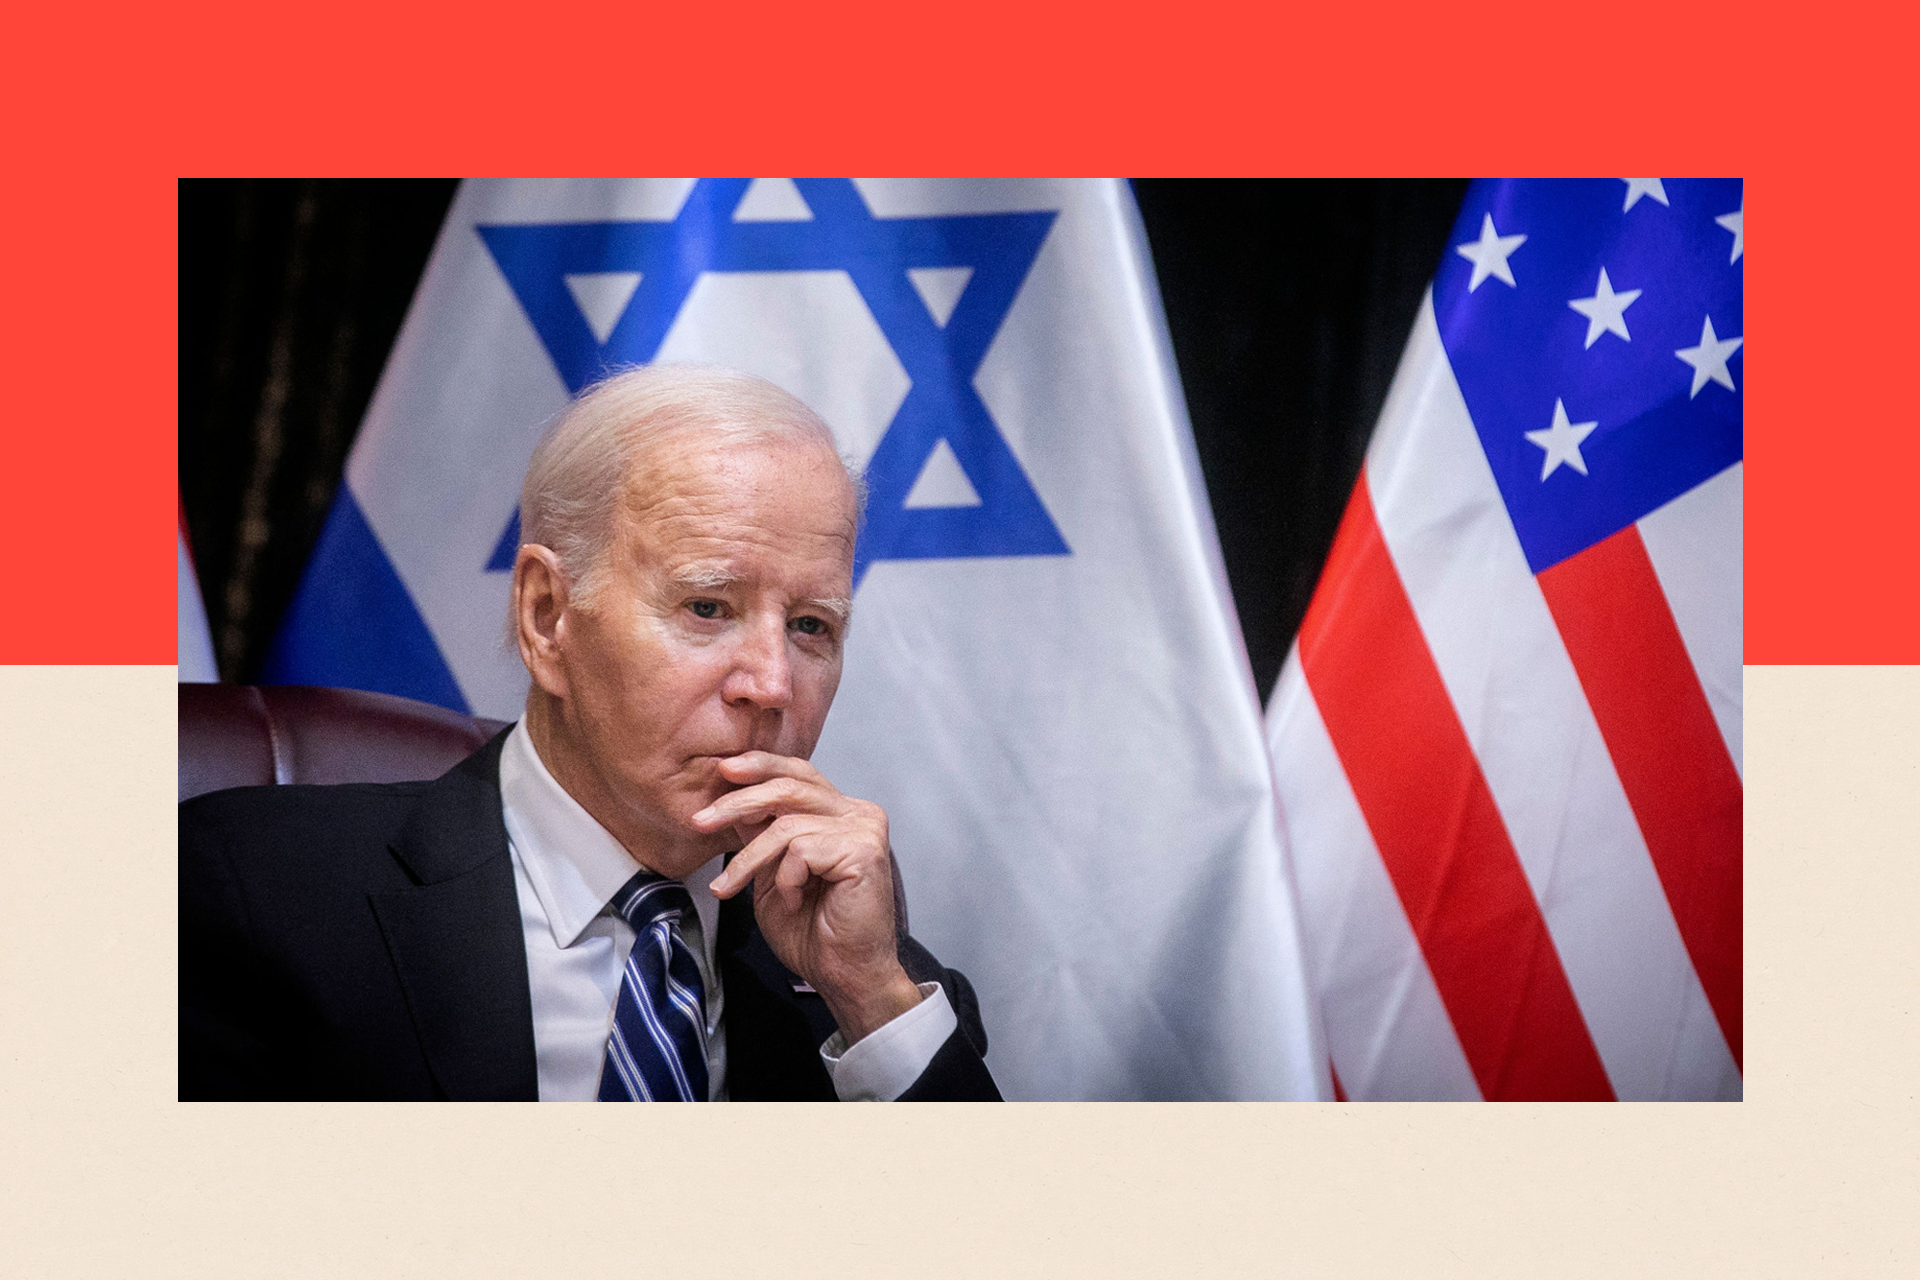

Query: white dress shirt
<box><xmin>497</xmin><ymin>720</ymin><xmax>956</xmax><ymax>1101</ymax></box>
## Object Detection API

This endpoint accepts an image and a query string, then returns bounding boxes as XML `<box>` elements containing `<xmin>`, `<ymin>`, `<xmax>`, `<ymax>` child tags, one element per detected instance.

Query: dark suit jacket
<box><xmin>179</xmin><ymin>730</ymin><xmax>999</xmax><ymax>1101</ymax></box>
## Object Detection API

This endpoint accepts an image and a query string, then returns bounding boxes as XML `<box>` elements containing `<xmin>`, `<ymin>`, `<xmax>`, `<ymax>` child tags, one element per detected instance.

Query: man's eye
<box><xmin>688</xmin><ymin>600</ymin><xmax>721</xmax><ymax>619</ymax></box>
<box><xmin>790</xmin><ymin>615</ymin><xmax>826</xmax><ymax>637</ymax></box>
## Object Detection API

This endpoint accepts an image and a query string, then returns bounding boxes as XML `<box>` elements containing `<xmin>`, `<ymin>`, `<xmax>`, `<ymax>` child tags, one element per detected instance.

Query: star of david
<box><xmin>476</xmin><ymin>179</ymin><xmax>1069</xmax><ymax>587</ymax></box>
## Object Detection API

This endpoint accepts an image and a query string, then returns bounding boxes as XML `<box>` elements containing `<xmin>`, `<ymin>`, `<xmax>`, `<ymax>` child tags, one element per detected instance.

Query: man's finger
<box><xmin>710</xmin><ymin>814</ymin><xmax>823</xmax><ymax>898</ymax></box>
<box><xmin>773</xmin><ymin>842</ymin><xmax>814</xmax><ymax>906</ymax></box>
<box><xmin>715</xmin><ymin>752</ymin><xmax>826</xmax><ymax>787</ymax></box>
<box><xmin>691</xmin><ymin>775</ymin><xmax>840</xmax><ymax>830</ymax></box>
<box><xmin>763</xmin><ymin>838</ymin><xmax>853</xmax><ymax>911</ymax></box>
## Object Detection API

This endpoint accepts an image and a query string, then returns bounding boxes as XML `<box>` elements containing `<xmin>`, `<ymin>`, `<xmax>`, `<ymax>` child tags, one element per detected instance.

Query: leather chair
<box><xmin>179</xmin><ymin>684</ymin><xmax>509</xmax><ymax>803</ymax></box>
<box><xmin>178</xmin><ymin>684</ymin><xmax>908</xmax><ymax>930</ymax></box>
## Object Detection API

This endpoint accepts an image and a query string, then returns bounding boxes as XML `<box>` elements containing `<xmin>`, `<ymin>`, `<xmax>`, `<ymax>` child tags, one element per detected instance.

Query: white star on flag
<box><xmin>1715</xmin><ymin>204</ymin><xmax>1744</xmax><ymax>262</ymax></box>
<box><xmin>1621</xmin><ymin>179</ymin><xmax>1669</xmax><ymax>211</ymax></box>
<box><xmin>1567</xmin><ymin>267</ymin><xmax>1643</xmax><ymax>348</ymax></box>
<box><xmin>1525</xmin><ymin>398</ymin><xmax>1599</xmax><ymax>480</ymax></box>
<box><xmin>1455</xmin><ymin>213</ymin><xmax>1527</xmax><ymax>292</ymax></box>
<box><xmin>1675</xmin><ymin>316</ymin><xmax>1743</xmax><ymax>397</ymax></box>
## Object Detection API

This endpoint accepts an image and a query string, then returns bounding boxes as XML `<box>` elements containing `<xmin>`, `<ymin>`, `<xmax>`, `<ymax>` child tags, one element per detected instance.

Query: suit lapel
<box><xmin>715</xmin><ymin>885</ymin><xmax>838</xmax><ymax>1101</ymax></box>
<box><xmin>368</xmin><ymin>730</ymin><xmax>539</xmax><ymax>1101</ymax></box>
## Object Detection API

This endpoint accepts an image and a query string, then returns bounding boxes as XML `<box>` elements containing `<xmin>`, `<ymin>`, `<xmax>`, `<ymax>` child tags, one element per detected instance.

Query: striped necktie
<box><xmin>598</xmin><ymin>869</ymin><xmax>710</xmax><ymax>1102</ymax></box>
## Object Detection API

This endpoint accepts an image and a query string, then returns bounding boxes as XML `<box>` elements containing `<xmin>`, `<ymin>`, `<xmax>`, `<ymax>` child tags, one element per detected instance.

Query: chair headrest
<box><xmin>178</xmin><ymin>684</ymin><xmax>509</xmax><ymax>803</ymax></box>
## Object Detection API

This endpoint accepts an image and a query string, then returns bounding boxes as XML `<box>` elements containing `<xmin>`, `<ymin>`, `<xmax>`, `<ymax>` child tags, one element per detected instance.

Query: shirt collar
<box><xmin>497</xmin><ymin>719</ymin><xmax>721</xmax><ymax>952</ymax></box>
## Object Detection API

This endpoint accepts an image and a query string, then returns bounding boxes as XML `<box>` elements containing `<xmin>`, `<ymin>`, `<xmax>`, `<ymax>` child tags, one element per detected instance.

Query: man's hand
<box><xmin>698</xmin><ymin>753</ymin><xmax>922</xmax><ymax>1044</ymax></box>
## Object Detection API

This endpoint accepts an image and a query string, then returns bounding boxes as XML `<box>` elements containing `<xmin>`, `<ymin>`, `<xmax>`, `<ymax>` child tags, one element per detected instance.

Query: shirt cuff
<box><xmin>819</xmin><ymin>981</ymin><xmax>955</xmax><ymax>1102</ymax></box>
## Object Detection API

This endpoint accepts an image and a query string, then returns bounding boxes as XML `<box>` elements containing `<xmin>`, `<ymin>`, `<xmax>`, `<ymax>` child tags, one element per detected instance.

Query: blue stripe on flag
<box><xmin>261</xmin><ymin>486</ymin><xmax>471</xmax><ymax>713</ymax></box>
<box><xmin>485</xmin><ymin>509</ymin><xmax>521</xmax><ymax>573</ymax></box>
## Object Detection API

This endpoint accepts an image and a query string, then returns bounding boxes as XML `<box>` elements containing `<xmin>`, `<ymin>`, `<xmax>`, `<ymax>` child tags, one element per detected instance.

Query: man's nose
<box><xmin>722</xmin><ymin>616</ymin><xmax>793</xmax><ymax>711</ymax></box>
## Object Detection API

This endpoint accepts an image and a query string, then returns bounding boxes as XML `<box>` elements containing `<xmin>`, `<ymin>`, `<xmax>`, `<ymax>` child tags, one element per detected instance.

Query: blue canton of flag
<box><xmin>1435</xmin><ymin>179</ymin><xmax>1744</xmax><ymax>572</ymax></box>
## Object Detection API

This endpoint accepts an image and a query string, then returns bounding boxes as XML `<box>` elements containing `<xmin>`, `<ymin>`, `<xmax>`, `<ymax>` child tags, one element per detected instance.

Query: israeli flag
<box><xmin>265</xmin><ymin>180</ymin><xmax>1326</xmax><ymax>1099</ymax></box>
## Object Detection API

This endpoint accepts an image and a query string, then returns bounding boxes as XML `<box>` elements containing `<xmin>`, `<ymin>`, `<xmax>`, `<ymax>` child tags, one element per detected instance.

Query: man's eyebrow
<box><xmin>666</xmin><ymin>568</ymin><xmax>848</xmax><ymax>625</ymax></box>
<box><xmin>796</xmin><ymin>596</ymin><xmax>852</xmax><ymax>625</ymax></box>
<box><xmin>668</xmin><ymin>565</ymin><xmax>738</xmax><ymax>591</ymax></box>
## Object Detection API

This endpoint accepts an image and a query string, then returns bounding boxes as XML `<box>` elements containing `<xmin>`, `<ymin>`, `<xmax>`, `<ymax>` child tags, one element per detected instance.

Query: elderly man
<box><xmin>180</xmin><ymin>366</ymin><xmax>999</xmax><ymax>1101</ymax></box>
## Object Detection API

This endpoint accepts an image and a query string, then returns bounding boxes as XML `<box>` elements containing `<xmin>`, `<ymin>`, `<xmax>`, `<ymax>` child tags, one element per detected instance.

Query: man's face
<box><xmin>549</xmin><ymin>429</ymin><xmax>857</xmax><ymax>877</ymax></box>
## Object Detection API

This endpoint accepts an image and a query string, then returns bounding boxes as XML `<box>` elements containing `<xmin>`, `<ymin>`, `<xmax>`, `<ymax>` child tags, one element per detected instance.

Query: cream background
<box><xmin>0</xmin><ymin>665</ymin><xmax>1913</xmax><ymax>1275</ymax></box>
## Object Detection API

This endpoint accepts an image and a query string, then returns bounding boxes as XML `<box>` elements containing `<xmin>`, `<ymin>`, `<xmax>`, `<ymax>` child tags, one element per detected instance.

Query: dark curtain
<box><xmin>178</xmin><ymin>179</ymin><xmax>458</xmax><ymax>679</ymax></box>
<box><xmin>177</xmin><ymin>178</ymin><xmax>1466</xmax><ymax>702</ymax></box>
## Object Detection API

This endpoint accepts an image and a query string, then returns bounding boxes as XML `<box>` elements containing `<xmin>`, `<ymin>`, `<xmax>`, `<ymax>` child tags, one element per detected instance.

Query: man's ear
<box><xmin>513</xmin><ymin>545</ymin><xmax>573</xmax><ymax>699</ymax></box>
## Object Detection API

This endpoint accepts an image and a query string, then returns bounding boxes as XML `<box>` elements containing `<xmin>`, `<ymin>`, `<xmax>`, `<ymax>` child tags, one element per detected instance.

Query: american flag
<box><xmin>1268</xmin><ymin>179</ymin><xmax>1743</xmax><ymax>1100</ymax></box>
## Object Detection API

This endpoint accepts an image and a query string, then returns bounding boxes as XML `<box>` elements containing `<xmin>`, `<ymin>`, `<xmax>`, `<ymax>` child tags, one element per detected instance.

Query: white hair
<box><xmin>515</xmin><ymin>364</ymin><xmax>865</xmax><ymax>611</ymax></box>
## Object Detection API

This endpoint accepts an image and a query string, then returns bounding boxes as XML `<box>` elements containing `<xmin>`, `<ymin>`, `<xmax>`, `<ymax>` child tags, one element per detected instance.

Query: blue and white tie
<box><xmin>598</xmin><ymin>869</ymin><xmax>710</xmax><ymax>1102</ymax></box>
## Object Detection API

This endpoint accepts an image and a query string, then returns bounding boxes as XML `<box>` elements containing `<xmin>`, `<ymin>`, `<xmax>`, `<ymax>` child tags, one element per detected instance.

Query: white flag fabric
<box><xmin>178</xmin><ymin>507</ymin><xmax>217</xmax><ymax>683</ymax></box>
<box><xmin>1268</xmin><ymin>180</ymin><xmax>1742</xmax><ymax>1100</ymax></box>
<box><xmin>264</xmin><ymin>179</ymin><xmax>1327</xmax><ymax>1100</ymax></box>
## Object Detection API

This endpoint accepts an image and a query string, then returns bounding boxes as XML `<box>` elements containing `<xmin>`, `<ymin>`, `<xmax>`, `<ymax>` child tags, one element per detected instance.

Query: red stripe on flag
<box><xmin>1537</xmin><ymin>526</ymin><xmax>1743</xmax><ymax>1069</ymax></box>
<box><xmin>1299</xmin><ymin>476</ymin><xmax>1615</xmax><ymax>1101</ymax></box>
